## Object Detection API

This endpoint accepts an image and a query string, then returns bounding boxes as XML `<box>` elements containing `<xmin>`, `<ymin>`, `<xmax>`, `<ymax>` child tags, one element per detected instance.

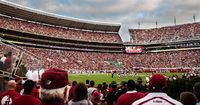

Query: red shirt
<box><xmin>116</xmin><ymin>90</ymin><xmax>145</xmax><ymax>105</ymax></box>
<box><xmin>92</xmin><ymin>90</ymin><xmax>101</xmax><ymax>103</ymax></box>
<box><xmin>68</xmin><ymin>86</ymin><xmax>76</xmax><ymax>101</ymax></box>
<box><xmin>41</xmin><ymin>99</ymin><xmax>65</xmax><ymax>105</ymax></box>
<box><xmin>13</xmin><ymin>95</ymin><xmax>42</xmax><ymax>105</ymax></box>
<box><xmin>31</xmin><ymin>87</ymin><xmax>39</xmax><ymax>99</ymax></box>
<box><xmin>15</xmin><ymin>84</ymin><xmax>23</xmax><ymax>93</ymax></box>
<box><xmin>3</xmin><ymin>57</ymin><xmax>11</xmax><ymax>70</ymax></box>
<box><xmin>0</xmin><ymin>90</ymin><xmax>21</xmax><ymax>105</ymax></box>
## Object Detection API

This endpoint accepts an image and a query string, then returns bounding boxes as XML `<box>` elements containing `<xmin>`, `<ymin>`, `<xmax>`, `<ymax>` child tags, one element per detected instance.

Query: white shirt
<box><xmin>132</xmin><ymin>92</ymin><xmax>183</xmax><ymax>105</ymax></box>
<box><xmin>0</xmin><ymin>57</ymin><xmax>6</xmax><ymax>64</ymax></box>
<box><xmin>87</xmin><ymin>87</ymin><xmax>96</xmax><ymax>98</ymax></box>
<box><xmin>25</xmin><ymin>70</ymin><xmax>34</xmax><ymax>80</ymax></box>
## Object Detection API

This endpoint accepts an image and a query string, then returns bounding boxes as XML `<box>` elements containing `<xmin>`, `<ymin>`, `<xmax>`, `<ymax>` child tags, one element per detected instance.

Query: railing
<box><xmin>0</xmin><ymin>37</ymin><xmax>43</xmax><ymax>78</ymax></box>
<box><xmin>0</xmin><ymin>69</ymin><xmax>11</xmax><ymax>78</ymax></box>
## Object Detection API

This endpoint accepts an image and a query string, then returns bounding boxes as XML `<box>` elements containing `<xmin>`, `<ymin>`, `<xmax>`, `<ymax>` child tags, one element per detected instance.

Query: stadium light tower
<box><xmin>174</xmin><ymin>16</ymin><xmax>176</xmax><ymax>26</ymax></box>
<box><xmin>155</xmin><ymin>20</ymin><xmax>158</xmax><ymax>28</ymax></box>
<box><xmin>138</xmin><ymin>22</ymin><xmax>140</xmax><ymax>29</ymax></box>
<box><xmin>193</xmin><ymin>15</ymin><xmax>196</xmax><ymax>23</ymax></box>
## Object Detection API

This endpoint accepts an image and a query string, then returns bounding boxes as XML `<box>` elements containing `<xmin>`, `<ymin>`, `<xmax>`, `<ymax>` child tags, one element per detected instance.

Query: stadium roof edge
<box><xmin>0</xmin><ymin>0</ymin><xmax>121</xmax><ymax>32</ymax></box>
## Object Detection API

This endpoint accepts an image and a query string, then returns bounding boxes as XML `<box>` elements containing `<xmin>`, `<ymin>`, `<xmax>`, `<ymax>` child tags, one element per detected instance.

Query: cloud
<box><xmin>3</xmin><ymin>0</ymin><xmax>200</xmax><ymax>42</ymax></box>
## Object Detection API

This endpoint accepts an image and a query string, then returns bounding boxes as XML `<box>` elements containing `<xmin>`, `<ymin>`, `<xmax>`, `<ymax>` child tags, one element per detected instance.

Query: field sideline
<box><xmin>68</xmin><ymin>72</ymin><xmax>183</xmax><ymax>86</ymax></box>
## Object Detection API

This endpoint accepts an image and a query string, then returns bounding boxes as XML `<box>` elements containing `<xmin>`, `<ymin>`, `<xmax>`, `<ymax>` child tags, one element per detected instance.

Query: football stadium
<box><xmin>0</xmin><ymin>0</ymin><xmax>200</xmax><ymax>105</ymax></box>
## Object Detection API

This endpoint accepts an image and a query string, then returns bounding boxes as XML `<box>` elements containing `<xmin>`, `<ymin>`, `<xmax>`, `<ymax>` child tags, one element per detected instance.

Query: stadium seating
<box><xmin>129</xmin><ymin>23</ymin><xmax>200</xmax><ymax>44</ymax></box>
<box><xmin>1</xmin><ymin>45</ymin><xmax>199</xmax><ymax>71</ymax></box>
<box><xmin>0</xmin><ymin>15</ymin><xmax>122</xmax><ymax>43</ymax></box>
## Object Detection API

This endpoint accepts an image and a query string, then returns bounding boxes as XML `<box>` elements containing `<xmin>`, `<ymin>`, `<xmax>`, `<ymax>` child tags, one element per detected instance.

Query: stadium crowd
<box><xmin>0</xmin><ymin>44</ymin><xmax>200</xmax><ymax>71</ymax></box>
<box><xmin>129</xmin><ymin>22</ymin><xmax>200</xmax><ymax>44</ymax></box>
<box><xmin>0</xmin><ymin>15</ymin><xmax>122</xmax><ymax>43</ymax></box>
<box><xmin>1</xmin><ymin>68</ymin><xmax>200</xmax><ymax>105</ymax></box>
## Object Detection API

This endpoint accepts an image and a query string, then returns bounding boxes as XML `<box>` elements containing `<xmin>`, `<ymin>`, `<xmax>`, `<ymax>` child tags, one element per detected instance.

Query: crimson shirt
<box><xmin>92</xmin><ymin>90</ymin><xmax>101</xmax><ymax>103</ymax></box>
<box><xmin>15</xmin><ymin>84</ymin><xmax>23</xmax><ymax>93</ymax></box>
<box><xmin>68</xmin><ymin>86</ymin><xmax>76</xmax><ymax>101</ymax></box>
<box><xmin>116</xmin><ymin>90</ymin><xmax>145</xmax><ymax>105</ymax></box>
<box><xmin>0</xmin><ymin>90</ymin><xmax>21</xmax><ymax>105</ymax></box>
<box><xmin>13</xmin><ymin>95</ymin><xmax>42</xmax><ymax>105</ymax></box>
<box><xmin>41</xmin><ymin>99</ymin><xmax>66</xmax><ymax>105</ymax></box>
<box><xmin>3</xmin><ymin>57</ymin><xmax>11</xmax><ymax>70</ymax></box>
<box><xmin>31</xmin><ymin>87</ymin><xmax>39</xmax><ymax>99</ymax></box>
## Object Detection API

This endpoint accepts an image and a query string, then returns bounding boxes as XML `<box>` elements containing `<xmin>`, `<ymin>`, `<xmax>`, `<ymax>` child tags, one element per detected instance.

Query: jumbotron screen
<box><xmin>125</xmin><ymin>46</ymin><xmax>145</xmax><ymax>53</ymax></box>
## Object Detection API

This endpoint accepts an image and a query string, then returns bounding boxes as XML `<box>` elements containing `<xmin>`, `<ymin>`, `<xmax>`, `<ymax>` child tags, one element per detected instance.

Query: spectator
<box><xmin>101</xmin><ymin>82</ymin><xmax>108</xmax><ymax>104</ymax></box>
<box><xmin>0</xmin><ymin>53</ymin><xmax>7</xmax><ymax>64</ymax></box>
<box><xmin>116</xmin><ymin>80</ymin><xmax>144</xmax><ymax>105</ymax></box>
<box><xmin>13</xmin><ymin>80</ymin><xmax>42</xmax><ymax>105</ymax></box>
<box><xmin>85</xmin><ymin>79</ymin><xmax>90</xmax><ymax>88</ymax></box>
<box><xmin>68</xmin><ymin>83</ymin><xmax>93</xmax><ymax>105</ymax></box>
<box><xmin>136</xmin><ymin>77</ymin><xmax>146</xmax><ymax>92</ymax></box>
<box><xmin>15</xmin><ymin>76</ymin><xmax>23</xmax><ymax>93</ymax></box>
<box><xmin>0</xmin><ymin>80</ymin><xmax>21</xmax><ymax>105</ymax></box>
<box><xmin>39</xmin><ymin>68</ymin><xmax>69</xmax><ymax>105</ymax></box>
<box><xmin>88</xmin><ymin>80</ymin><xmax>96</xmax><ymax>98</ymax></box>
<box><xmin>132</xmin><ymin>74</ymin><xmax>183</xmax><ymax>105</ymax></box>
<box><xmin>105</xmin><ymin>81</ymin><xmax>118</xmax><ymax>105</ymax></box>
<box><xmin>90</xmin><ymin>84</ymin><xmax>102</xmax><ymax>105</ymax></box>
<box><xmin>113</xmin><ymin>81</ymin><xmax>127</xmax><ymax>104</ymax></box>
<box><xmin>3</xmin><ymin>52</ymin><xmax>12</xmax><ymax>71</ymax></box>
<box><xmin>193</xmin><ymin>82</ymin><xmax>200</xmax><ymax>105</ymax></box>
<box><xmin>31</xmin><ymin>81</ymin><xmax>40</xmax><ymax>99</ymax></box>
<box><xmin>180</xmin><ymin>92</ymin><xmax>196</xmax><ymax>105</ymax></box>
<box><xmin>68</xmin><ymin>81</ymin><xmax>77</xmax><ymax>101</ymax></box>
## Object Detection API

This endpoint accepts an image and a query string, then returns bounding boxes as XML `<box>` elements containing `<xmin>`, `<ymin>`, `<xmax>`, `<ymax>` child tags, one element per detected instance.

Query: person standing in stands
<box><xmin>85</xmin><ymin>79</ymin><xmax>90</xmax><ymax>88</ymax></box>
<box><xmin>0</xmin><ymin>53</ymin><xmax>6</xmax><ymax>70</ymax></box>
<box><xmin>68</xmin><ymin>83</ymin><xmax>93</xmax><ymax>105</ymax></box>
<box><xmin>0</xmin><ymin>53</ymin><xmax>7</xmax><ymax>65</ymax></box>
<box><xmin>113</xmin><ymin>81</ymin><xmax>128</xmax><ymax>104</ymax></box>
<box><xmin>0</xmin><ymin>80</ymin><xmax>21</xmax><ymax>105</ymax></box>
<box><xmin>193</xmin><ymin>82</ymin><xmax>200</xmax><ymax>105</ymax></box>
<box><xmin>105</xmin><ymin>81</ymin><xmax>118</xmax><ymax>105</ymax></box>
<box><xmin>39</xmin><ymin>68</ymin><xmax>70</xmax><ymax>105</ymax></box>
<box><xmin>15</xmin><ymin>76</ymin><xmax>23</xmax><ymax>93</ymax></box>
<box><xmin>3</xmin><ymin>52</ymin><xmax>12</xmax><ymax>72</ymax></box>
<box><xmin>13</xmin><ymin>80</ymin><xmax>42</xmax><ymax>105</ymax></box>
<box><xmin>179</xmin><ymin>92</ymin><xmax>196</xmax><ymax>105</ymax></box>
<box><xmin>136</xmin><ymin>77</ymin><xmax>146</xmax><ymax>93</ymax></box>
<box><xmin>132</xmin><ymin>74</ymin><xmax>183</xmax><ymax>105</ymax></box>
<box><xmin>116</xmin><ymin>80</ymin><xmax>144</xmax><ymax>105</ymax></box>
<box><xmin>88</xmin><ymin>80</ymin><xmax>96</xmax><ymax>98</ymax></box>
<box><xmin>68</xmin><ymin>80</ymin><xmax>77</xmax><ymax>101</ymax></box>
<box><xmin>31</xmin><ymin>81</ymin><xmax>40</xmax><ymax>99</ymax></box>
<box><xmin>90</xmin><ymin>84</ymin><xmax>102</xmax><ymax>105</ymax></box>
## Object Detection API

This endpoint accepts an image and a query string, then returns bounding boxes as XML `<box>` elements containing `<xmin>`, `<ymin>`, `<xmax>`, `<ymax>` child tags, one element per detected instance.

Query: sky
<box><xmin>3</xmin><ymin>0</ymin><xmax>200</xmax><ymax>42</ymax></box>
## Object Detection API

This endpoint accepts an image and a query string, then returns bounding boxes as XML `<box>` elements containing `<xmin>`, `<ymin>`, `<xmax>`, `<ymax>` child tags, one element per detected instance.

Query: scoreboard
<box><xmin>125</xmin><ymin>46</ymin><xmax>145</xmax><ymax>53</ymax></box>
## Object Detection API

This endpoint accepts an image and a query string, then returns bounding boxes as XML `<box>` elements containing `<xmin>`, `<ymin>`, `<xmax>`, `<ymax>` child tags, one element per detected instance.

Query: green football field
<box><xmin>68</xmin><ymin>72</ymin><xmax>183</xmax><ymax>86</ymax></box>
